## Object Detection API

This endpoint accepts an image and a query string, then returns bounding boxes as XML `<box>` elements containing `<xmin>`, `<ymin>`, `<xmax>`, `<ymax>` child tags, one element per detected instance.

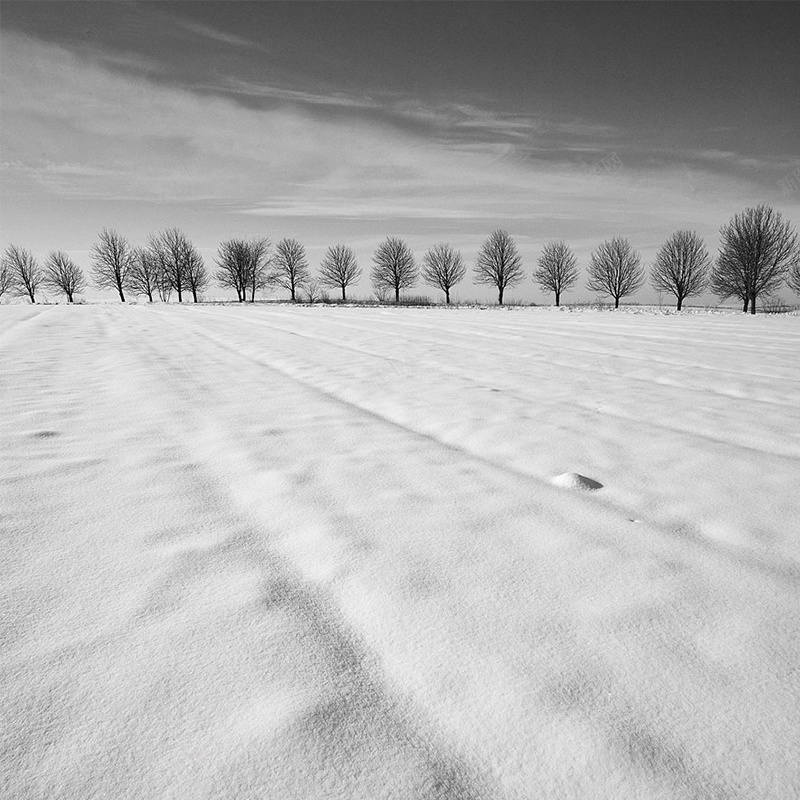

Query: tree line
<box><xmin>2</xmin><ymin>205</ymin><xmax>799</xmax><ymax>314</ymax></box>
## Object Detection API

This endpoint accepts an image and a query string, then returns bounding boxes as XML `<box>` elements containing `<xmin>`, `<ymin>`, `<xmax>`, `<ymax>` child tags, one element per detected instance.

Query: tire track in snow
<box><xmin>134</xmin><ymin>307</ymin><xmax>796</xmax><ymax>800</ymax></box>
<box><xmin>187</xmin><ymin>306</ymin><xmax>800</xmax><ymax>467</ymax></box>
<box><xmin>119</xmin><ymin>308</ymin><xmax>502</xmax><ymax>800</ymax></box>
<box><xmin>157</xmin><ymin>307</ymin><xmax>800</xmax><ymax>589</ymax></box>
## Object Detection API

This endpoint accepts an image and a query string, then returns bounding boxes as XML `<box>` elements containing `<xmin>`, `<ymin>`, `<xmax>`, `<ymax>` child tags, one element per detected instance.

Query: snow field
<box><xmin>1</xmin><ymin>304</ymin><xmax>799</xmax><ymax>799</ymax></box>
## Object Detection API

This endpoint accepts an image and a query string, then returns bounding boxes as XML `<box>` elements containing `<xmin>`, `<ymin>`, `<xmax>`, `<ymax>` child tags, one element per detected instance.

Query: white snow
<box><xmin>2</xmin><ymin>303</ymin><xmax>799</xmax><ymax>799</ymax></box>
<box><xmin>550</xmin><ymin>472</ymin><xmax>603</xmax><ymax>491</ymax></box>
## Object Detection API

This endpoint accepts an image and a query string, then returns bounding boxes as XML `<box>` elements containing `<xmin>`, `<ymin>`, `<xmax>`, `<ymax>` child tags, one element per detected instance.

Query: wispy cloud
<box><xmin>2</xmin><ymin>28</ymin><xmax>798</xmax><ymax>268</ymax></box>
<box><xmin>170</xmin><ymin>16</ymin><xmax>263</xmax><ymax>50</ymax></box>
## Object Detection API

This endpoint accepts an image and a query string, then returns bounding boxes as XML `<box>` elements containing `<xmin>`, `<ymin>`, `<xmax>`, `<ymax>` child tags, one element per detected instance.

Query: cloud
<box><xmin>2</xmin><ymin>27</ymin><xmax>798</xmax><ymax>265</ymax></box>
<box><xmin>170</xmin><ymin>16</ymin><xmax>263</xmax><ymax>50</ymax></box>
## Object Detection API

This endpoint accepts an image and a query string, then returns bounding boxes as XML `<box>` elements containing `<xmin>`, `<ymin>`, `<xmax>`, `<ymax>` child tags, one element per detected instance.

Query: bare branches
<box><xmin>215</xmin><ymin>239</ymin><xmax>250</xmax><ymax>302</ymax></box>
<box><xmin>2</xmin><ymin>245</ymin><xmax>43</xmax><ymax>303</ymax></box>
<box><xmin>184</xmin><ymin>246</ymin><xmax>208</xmax><ymax>303</ymax></box>
<box><xmin>215</xmin><ymin>238</ymin><xmax>271</xmax><ymax>302</ymax></box>
<box><xmin>473</xmin><ymin>230</ymin><xmax>523</xmax><ymax>305</ymax></box>
<box><xmin>533</xmin><ymin>241</ymin><xmax>578</xmax><ymax>306</ymax></box>
<box><xmin>272</xmin><ymin>238</ymin><xmax>310</xmax><ymax>302</ymax></box>
<box><xmin>371</xmin><ymin>237</ymin><xmax>417</xmax><ymax>303</ymax></box>
<box><xmin>43</xmin><ymin>251</ymin><xmax>87</xmax><ymax>303</ymax></box>
<box><xmin>148</xmin><ymin>228</ymin><xmax>200</xmax><ymax>303</ymax></box>
<box><xmin>0</xmin><ymin>258</ymin><xmax>13</xmax><ymax>299</ymax></box>
<box><xmin>128</xmin><ymin>248</ymin><xmax>161</xmax><ymax>302</ymax></box>
<box><xmin>319</xmin><ymin>244</ymin><xmax>361</xmax><ymax>301</ymax></box>
<box><xmin>650</xmin><ymin>230</ymin><xmax>710</xmax><ymax>311</ymax></box>
<box><xmin>246</xmin><ymin>238</ymin><xmax>271</xmax><ymax>302</ymax></box>
<box><xmin>788</xmin><ymin>261</ymin><xmax>800</xmax><ymax>296</ymax></box>
<box><xmin>421</xmin><ymin>243</ymin><xmax>465</xmax><ymax>304</ymax></box>
<box><xmin>586</xmin><ymin>237</ymin><xmax>644</xmax><ymax>308</ymax></box>
<box><xmin>91</xmin><ymin>229</ymin><xmax>132</xmax><ymax>302</ymax></box>
<box><xmin>303</xmin><ymin>278</ymin><xmax>326</xmax><ymax>304</ymax></box>
<box><xmin>711</xmin><ymin>205</ymin><xmax>799</xmax><ymax>314</ymax></box>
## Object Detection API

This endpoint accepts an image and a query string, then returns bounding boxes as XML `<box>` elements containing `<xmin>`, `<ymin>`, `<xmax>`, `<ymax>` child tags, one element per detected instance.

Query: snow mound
<box><xmin>550</xmin><ymin>472</ymin><xmax>603</xmax><ymax>491</ymax></box>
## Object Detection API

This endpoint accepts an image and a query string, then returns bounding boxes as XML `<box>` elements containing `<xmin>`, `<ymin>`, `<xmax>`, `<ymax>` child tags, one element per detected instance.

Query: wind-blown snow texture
<box><xmin>2</xmin><ymin>304</ymin><xmax>798</xmax><ymax>800</ymax></box>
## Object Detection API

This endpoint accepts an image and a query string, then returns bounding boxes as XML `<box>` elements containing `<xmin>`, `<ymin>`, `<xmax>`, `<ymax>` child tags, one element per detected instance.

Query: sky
<box><xmin>2</xmin><ymin>1</ymin><xmax>799</xmax><ymax>303</ymax></box>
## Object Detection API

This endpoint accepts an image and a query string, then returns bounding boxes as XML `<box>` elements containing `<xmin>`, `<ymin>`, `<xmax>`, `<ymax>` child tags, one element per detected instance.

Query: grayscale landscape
<box><xmin>2</xmin><ymin>2</ymin><xmax>799</xmax><ymax>799</ymax></box>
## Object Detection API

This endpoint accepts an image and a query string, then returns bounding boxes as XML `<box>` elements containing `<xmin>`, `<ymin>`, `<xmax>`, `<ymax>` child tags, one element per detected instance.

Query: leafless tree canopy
<box><xmin>587</xmin><ymin>237</ymin><xmax>645</xmax><ymax>308</ymax></box>
<box><xmin>421</xmin><ymin>243</ymin><xmax>466</xmax><ymax>304</ymax></box>
<box><xmin>473</xmin><ymin>229</ymin><xmax>524</xmax><ymax>305</ymax></box>
<box><xmin>318</xmin><ymin>244</ymin><xmax>361</xmax><ymax>301</ymax></box>
<box><xmin>43</xmin><ymin>251</ymin><xmax>87</xmax><ymax>303</ymax></box>
<box><xmin>650</xmin><ymin>230</ymin><xmax>710</xmax><ymax>311</ymax></box>
<box><xmin>303</xmin><ymin>278</ymin><xmax>326</xmax><ymax>304</ymax></box>
<box><xmin>91</xmin><ymin>229</ymin><xmax>132</xmax><ymax>302</ymax></box>
<box><xmin>3</xmin><ymin>244</ymin><xmax>44</xmax><ymax>303</ymax></box>
<box><xmin>271</xmin><ymin>238</ymin><xmax>310</xmax><ymax>302</ymax></box>
<box><xmin>128</xmin><ymin>247</ymin><xmax>161</xmax><ymax>302</ymax></box>
<box><xmin>371</xmin><ymin>237</ymin><xmax>417</xmax><ymax>303</ymax></box>
<box><xmin>788</xmin><ymin>261</ymin><xmax>800</xmax><ymax>296</ymax></box>
<box><xmin>710</xmin><ymin>205</ymin><xmax>799</xmax><ymax>314</ymax></box>
<box><xmin>215</xmin><ymin>238</ymin><xmax>271</xmax><ymax>302</ymax></box>
<box><xmin>148</xmin><ymin>228</ymin><xmax>205</xmax><ymax>303</ymax></box>
<box><xmin>533</xmin><ymin>240</ymin><xmax>579</xmax><ymax>306</ymax></box>
<box><xmin>184</xmin><ymin>247</ymin><xmax>208</xmax><ymax>304</ymax></box>
<box><xmin>0</xmin><ymin>258</ymin><xmax>13</xmax><ymax>299</ymax></box>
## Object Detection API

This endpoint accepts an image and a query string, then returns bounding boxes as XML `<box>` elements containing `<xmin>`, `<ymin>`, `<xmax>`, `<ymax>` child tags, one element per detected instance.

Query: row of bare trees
<box><xmin>2</xmin><ymin>205</ymin><xmax>798</xmax><ymax>312</ymax></box>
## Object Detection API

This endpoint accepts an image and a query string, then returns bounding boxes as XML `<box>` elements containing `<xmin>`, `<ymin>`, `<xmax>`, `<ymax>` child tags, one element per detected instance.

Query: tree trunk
<box><xmin>118</xmin><ymin>287</ymin><xmax>126</xmax><ymax>302</ymax></box>
<box><xmin>192</xmin><ymin>288</ymin><xmax>198</xmax><ymax>303</ymax></box>
<box><xmin>395</xmin><ymin>286</ymin><xmax>400</xmax><ymax>303</ymax></box>
<box><xmin>446</xmin><ymin>289</ymin><xmax>450</xmax><ymax>304</ymax></box>
<box><xmin>614</xmin><ymin>296</ymin><xmax>620</xmax><ymax>309</ymax></box>
<box><xmin>342</xmin><ymin>286</ymin><xmax>346</xmax><ymax>302</ymax></box>
<box><xmin>67</xmin><ymin>291</ymin><xmax>74</xmax><ymax>303</ymax></box>
<box><xmin>176</xmin><ymin>287</ymin><xmax>182</xmax><ymax>303</ymax></box>
<box><xmin>291</xmin><ymin>286</ymin><xmax>296</xmax><ymax>302</ymax></box>
<box><xmin>749</xmin><ymin>294</ymin><xmax>757</xmax><ymax>315</ymax></box>
<box><xmin>743</xmin><ymin>298</ymin><xmax>749</xmax><ymax>313</ymax></box>
<box><xmin>676</xmin><ymin>296</ymin><xmax>683</xmax><ymax>311</ymax></box>
<box><xmin>147</xmin><ymin>290</ymin><xmax>153</xmax><ymax>303</ymax></box>
<box><xmin>555</xmin><ymin>291</ymin><xmax>560</xmax><ymax>307</ymax></box>
<box><xmin>498</xmin><ymin>287</ymin><xmax>504</xmax><ymax>305</ymax></box>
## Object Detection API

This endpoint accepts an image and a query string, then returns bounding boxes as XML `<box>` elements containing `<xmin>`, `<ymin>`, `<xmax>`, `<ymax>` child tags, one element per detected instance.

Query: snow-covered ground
<box><xmin>2</xmin><ymin>303</ymin><xmax>798</xmax><ymax>800</ymax></box>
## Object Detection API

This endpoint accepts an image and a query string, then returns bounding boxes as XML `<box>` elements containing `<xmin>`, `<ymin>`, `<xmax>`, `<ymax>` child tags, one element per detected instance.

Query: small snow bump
<box><xmin>31</xmin><ymin>430</ymin><xmax>60</xmax><ymax>439</ymax></box>
<box><xmin>550</xmin><ymin>472</ymin><xmax>603</xmax><ymax>491</ymax></box>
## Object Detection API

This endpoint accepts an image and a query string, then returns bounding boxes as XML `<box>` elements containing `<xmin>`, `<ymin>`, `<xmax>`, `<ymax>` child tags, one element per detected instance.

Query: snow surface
<box><xmin>2</xmin><ymin>303</ymin><xmax>799</xmax><ymax>800</ymax></box>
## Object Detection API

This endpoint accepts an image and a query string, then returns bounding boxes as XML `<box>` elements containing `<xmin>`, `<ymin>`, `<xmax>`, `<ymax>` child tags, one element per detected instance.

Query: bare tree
<box><xmin>216</xmin><ymin>239</ymin><xmax>249</xmax><ymax>302</ymax></box>
<box><xmin>473</xmin><ymin>229</ymin><xmax>524</xmax><ymax>305</ymax></box>
<box><xmin>43</xmin><ymin>251</ymin><xmax>86</xmax><ymax>303</ymax></box>
<box><xmin>91</xmin><ymin>229</ymin><xmax>132</xmax><ymax>302</ymax></box>
<box><xmin>128</xmin><ymin>247</ymin><xmax>160</xmax><ymax>302</ymax></box>
<box><xmin>319</xmin><ymin>244</ymin><xmax>361</xmax><ymax>301</ymax></box>
<box><xmin>304</xmin><ymin>278</ymin><xmax>326</xmax><ymax>304</ymax></box>
<box><xmin>710</xmin><ymin>205</ymin><xmax>799</xmax><ymax>314</ymax></box>
<box><xmin>156</xmin><ymin>263</ymin><xmax>173</xmax><ymax>303</ymax></box>
<box><xmin>371</xmin><ymin>237</ymin><xmax>417</xmax><ymax>303</ymax></box>
<box><xmin>650</xmin><ymin>230</ymin><xmax>710</xmax><ymax>311</ymax></box>
<box><xmin>215</xmin><ymin>238</ymin><xmax>271</xmax><ymax>302</ymax></box>
<box><xmin>0</xmin><ymin>257</ymin><xmax>13</xmax><ymax>299</ymax></box>
<box><xmin>533</xmin><ymin>240</ymin><xmax>579</xmax><ymax>306</ymax></box>
<box><xmin>3</xmin><ymin>245</ymin><xmax>43</xmax><ymax>303</ymax></box>
<box><xmin>586</xmin><ymin>237</ymin><xmax>645</xmax><ymax>308</ymax></box>
<box><xmin>184</xmin><ymin>246</ymin><xmax>208</xmax><ymax>303</ymax></box>
<box><xmin>271</xmin><ymin>238</ymin><xmax>310</xmax><ymax>302</ymax></box>
<box><xmin>788</xmin><ymin>261</ymin><xmax>800</xmax><ymax>296</ymax></box>
<box><xmin>149</xmin><ymin>228</ymin><xmax>200</xmax><ymax>303</ymax></box>
<box><xmin>245</xmin><ymin>238</ymin><xmax>271</xmax><ymax>302</ymax></box>
<box><xmin>421</xmin><ymin>243</ymin><xmax>466</xmax><ymax>304</ymax></box>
